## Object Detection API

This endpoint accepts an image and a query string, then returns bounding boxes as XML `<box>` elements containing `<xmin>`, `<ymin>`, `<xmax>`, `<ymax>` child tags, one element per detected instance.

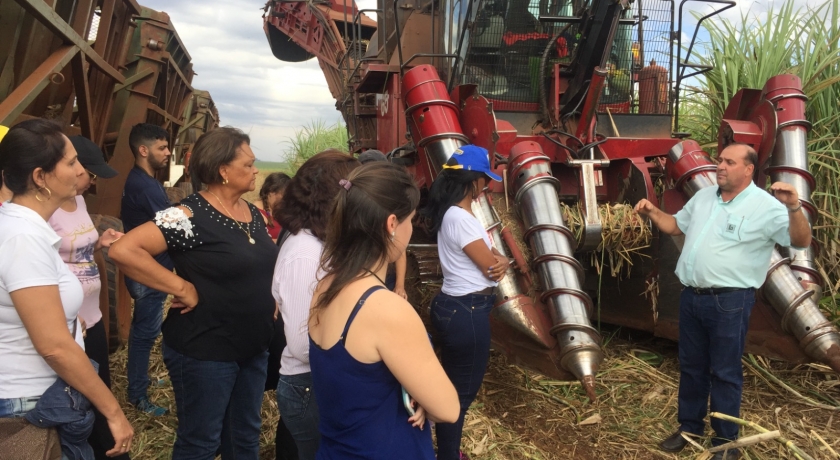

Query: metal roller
<box><xmin>763</xmin><ymin>75</ymin><xmax>821</xmax><ymax>299</ymax></box>
<box><xmin>509</xmin><ymin>140</ymin><xmax>603</xmax><ymax>401</ymax></box>
<box><xmin>667</xmin><ymin>140</ymin><xmax>840</xmax><ymax>373</ymax></box>
<box><xmin>403</xmin><ymin>65</ymin><xmax>470</xmax><ymax>175</ymax></box>
<box><xmin>471</xmin><ymin>193</ymin><xmax>556</xmax><ymax>349</ymax></box>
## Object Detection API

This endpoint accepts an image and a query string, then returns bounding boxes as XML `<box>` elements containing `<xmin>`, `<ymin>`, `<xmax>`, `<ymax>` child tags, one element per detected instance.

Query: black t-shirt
<box><xmin>155</xmin><ymin>193</ymin><xmax>279</xmax><ymax>361</ymax></box>
<box><xmin>122</xmin><ymin>167</ymin><xmax>173</xmax><ymax>270</ymax></box>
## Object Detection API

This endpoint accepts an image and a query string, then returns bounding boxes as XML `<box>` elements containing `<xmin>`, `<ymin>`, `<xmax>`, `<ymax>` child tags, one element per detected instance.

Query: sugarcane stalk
<box><xmin>745</xmin><ymin>354</ymin><xmax>840</xmax><ymax>411</ymax></box>
<box><xmin>709</xmin><ymin>412</ymin><xmax>815</xmax><ymax>460</ymax></box>
<box><xmin>707</xmin><ymin>431</ymin><xmax>781</xmax><ymax>453</ymax></box>
<box><xmin>810</xmin><ymin>430</ymin><xmax>840</xmax><ymax>459</ymax></box>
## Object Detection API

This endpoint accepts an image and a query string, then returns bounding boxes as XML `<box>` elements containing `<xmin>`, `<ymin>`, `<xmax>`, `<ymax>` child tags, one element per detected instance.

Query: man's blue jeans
<box><xmin>163</xmin><ymin>344</ymin><xmax>267</xmax><ymax>460</ymax></box>
<box><xmin>430</xmin><ymin>291</ymin><xmax>495</xmax><ymax>460</ymax></box>
<box><xmin>678</xmin><ymin>287</ymin><xmax>755</xmax><ymax>446</ymax></box>
<box><xmin>125</xmin><ymin>277</ymin><xmax>167</xmax><ymax>404</ymax></box>
<box><xmin>276</xmin><ymin>372</ymin><xmax>320</xmax><ymax>460</ymax></box>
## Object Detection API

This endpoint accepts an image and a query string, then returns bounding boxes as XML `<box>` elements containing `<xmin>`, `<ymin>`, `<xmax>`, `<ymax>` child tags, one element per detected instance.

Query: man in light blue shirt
<box><xmin>635</xmin><ymin>143</ymin><xmax>812</xmax><ymax>460</ymax></box>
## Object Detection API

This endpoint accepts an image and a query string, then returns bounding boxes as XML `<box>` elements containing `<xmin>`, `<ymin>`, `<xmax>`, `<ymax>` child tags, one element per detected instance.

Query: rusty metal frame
<box><xmin>0</xmin><ymin>0</ymin><xmax>140</xmax><ymax>142</ymax></box>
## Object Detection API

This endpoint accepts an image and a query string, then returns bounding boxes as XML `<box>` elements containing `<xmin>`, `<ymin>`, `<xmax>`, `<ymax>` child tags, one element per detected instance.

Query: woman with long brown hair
<box><xmin>308</xmin><ymin>162</ymin><xmax>458</xmax><ymax>459</ymax></box>
<box><xmin>423</xmin><ymin>145</ymin><xmax>509</xmax><ymax>460</ymax></box>
<box><xmin>271</xmin><ymin>149</ymin><xmax>360</xmax><ymax>459</ymax></box>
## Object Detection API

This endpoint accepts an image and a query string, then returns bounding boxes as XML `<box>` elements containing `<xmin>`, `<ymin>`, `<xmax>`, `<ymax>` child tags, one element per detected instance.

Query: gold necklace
<box><xmin>207</xmin><ymin>190</ymin><xmax>255</xmax><ymax>244</ymax></box>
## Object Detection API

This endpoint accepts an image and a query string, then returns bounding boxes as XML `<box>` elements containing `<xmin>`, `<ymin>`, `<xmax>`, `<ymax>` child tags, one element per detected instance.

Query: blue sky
<box><xmin>138</xmin><ymin>0</ymin><xmax>822</xmax><ymax>162</ymax></box>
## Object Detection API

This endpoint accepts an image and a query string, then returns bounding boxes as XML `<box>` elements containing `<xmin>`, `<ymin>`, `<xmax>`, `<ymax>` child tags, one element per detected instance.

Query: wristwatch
<box><xmin>788</xmin><ymin>200</ymin><xmax>802</xmax><ymax>213</ymax></box>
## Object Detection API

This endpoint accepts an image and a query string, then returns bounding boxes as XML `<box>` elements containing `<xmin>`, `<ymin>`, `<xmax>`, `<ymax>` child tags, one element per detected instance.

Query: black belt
<box><xmin>474</xmin><ymin>287</ymin><xmax>495</xmax><ymax>296</ymax></box>
<box><xmin>688</xmin><ymin>286</ymin><xmax>748</xmax><ymax>295</ymax></box>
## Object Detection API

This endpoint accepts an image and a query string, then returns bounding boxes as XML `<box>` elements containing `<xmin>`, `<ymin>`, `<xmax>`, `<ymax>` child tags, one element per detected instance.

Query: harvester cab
<box><xmin>263</xmin><ymin>0</ymin><xmax>840</xmax><ymax>399</ymax></box>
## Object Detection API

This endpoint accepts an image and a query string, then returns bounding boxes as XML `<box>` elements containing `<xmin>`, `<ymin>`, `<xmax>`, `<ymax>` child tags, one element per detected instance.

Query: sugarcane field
<box><xmin>1</xmin><ymin>0</ymin><xmax>839</xmax><ymax>459</ymax></box>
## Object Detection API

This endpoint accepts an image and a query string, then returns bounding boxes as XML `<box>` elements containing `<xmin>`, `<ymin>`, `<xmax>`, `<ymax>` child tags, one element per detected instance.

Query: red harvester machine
<box><xmin>263</xmin><ymin>0</ymin><xmax>840</xmax><ymax>399</ymax></box>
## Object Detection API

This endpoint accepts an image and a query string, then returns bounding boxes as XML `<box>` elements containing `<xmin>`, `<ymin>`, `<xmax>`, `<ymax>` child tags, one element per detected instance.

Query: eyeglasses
<box><xmin>86</xmin><ymin>170</ymin><xmax>97</xmax><ymax>181</ymax></box>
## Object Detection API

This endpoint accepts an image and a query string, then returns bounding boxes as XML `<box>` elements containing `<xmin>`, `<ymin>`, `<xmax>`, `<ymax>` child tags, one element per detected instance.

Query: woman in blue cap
<box><xmin>423</xmin><ymin>144</ymin><xmax>509</xmax><ymax>460</ymax></box>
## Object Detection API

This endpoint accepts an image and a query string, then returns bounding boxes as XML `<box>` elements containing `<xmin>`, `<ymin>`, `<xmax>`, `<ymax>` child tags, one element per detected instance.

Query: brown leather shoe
<box><xmin>711</xmin><ymin>450</ymin><xmax>741</xmax><ymax>460</ymax></box>
<box><xmin>659</xmin><ymin>431</ymin><xmax>691</xmax><ymax>452</ymax></box>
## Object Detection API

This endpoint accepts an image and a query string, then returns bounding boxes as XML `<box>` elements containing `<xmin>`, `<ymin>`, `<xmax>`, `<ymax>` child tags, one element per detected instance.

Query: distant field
<box><xmin>243</xmin><ymin>166</ymin><xmax>288</xmax><ymax>204</ymax></box>
<box><xmin>255</xmin><ymin>160</ymin><xmax>289</xmax><ymax>172</ymax></box>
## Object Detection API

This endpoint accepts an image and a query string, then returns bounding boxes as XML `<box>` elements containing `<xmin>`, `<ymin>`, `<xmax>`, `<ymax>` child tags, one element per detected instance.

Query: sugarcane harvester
<box><xmin>263</xmin><ymin>0</ymin><xmax>840</xmax><ymax>399</ymax></box>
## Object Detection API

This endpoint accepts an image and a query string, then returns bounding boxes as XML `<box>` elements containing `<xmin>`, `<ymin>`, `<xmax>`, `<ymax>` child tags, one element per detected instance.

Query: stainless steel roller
<box><xmin>508</xmin><ymin>140</ymin><xmax>603</xmax><ymax>401</ymax></box>
<box><xmin>763</xmin><ymin>75</ymin><xmax>822</xmax><ymax>300</ymax></box>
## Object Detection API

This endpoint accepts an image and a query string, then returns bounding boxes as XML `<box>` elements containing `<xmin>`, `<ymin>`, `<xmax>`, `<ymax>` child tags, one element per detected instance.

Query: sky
<box><xmin>137</xmin><ymin>0</ymin><xmax>824</xmax><ymax>162</ymax></box>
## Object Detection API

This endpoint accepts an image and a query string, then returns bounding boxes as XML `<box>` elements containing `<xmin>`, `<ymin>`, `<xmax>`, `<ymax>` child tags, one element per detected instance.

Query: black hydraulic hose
<box><xmin>577</xmin><ymin>137</ymin><xmax>608</xmax><ymax>159</ymax></box>
<box><xmin>542</xmin><ymin>132</ymin><xmax>579</xmax><ymax>159</ymax></box>
<box><xmin>449</xmin><ymin>0</ymin><xmax>477</xmax><ymax>89</ymax></box>
<box><xmin>539</xmin><ymin>24</ymin><xmax>572</xmax><ymax>127</ymax></box>
<box><xmin>394</xmin><ymin>0</ymin><xmax>405</xmax><ymax>75</ymax></box>
<box><xmin>545</xmin><ymin>128</ymin><xmax>583</xmax><ymax>148</ymax></box>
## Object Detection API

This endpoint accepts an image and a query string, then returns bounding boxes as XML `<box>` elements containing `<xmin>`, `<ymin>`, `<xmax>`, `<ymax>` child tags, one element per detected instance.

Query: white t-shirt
<box><xmin>0</xmin><ymin>202</ymin><xmax>85</xmax><ymax>399</ymax></box>
<box><xmin>272</xmin><ymin>230</ymin><xmax>324</xmax><ymax>376</ymax></box>
<box><xmin>438</xmin><ymin>206</ymin><xmax>497</xmax><ymax>296</ymax></box>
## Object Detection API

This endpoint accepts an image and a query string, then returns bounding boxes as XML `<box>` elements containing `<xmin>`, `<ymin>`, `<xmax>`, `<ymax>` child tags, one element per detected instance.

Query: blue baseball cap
<box><xmin>442</xmin><ymin>145</ymin><xmax>502</xmax><ymax>181</ymax></box>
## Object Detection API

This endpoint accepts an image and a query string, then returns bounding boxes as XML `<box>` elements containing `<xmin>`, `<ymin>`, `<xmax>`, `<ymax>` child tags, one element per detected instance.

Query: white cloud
<box><xmin>139</xmin><ymin>0</ymin><xmax>341</xmax><ymax>161</ymax></box>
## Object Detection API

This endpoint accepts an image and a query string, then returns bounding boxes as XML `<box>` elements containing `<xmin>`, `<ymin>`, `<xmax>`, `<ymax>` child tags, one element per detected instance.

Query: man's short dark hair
<box><xmin>358</xmin><ymin>149</ymin><xmax>387</xmax><ymax>164</ymax></box>
<box><xmin>129</xmin><ymin>123</ymin><xmax>168</xmax><ymax>158</ymax></box>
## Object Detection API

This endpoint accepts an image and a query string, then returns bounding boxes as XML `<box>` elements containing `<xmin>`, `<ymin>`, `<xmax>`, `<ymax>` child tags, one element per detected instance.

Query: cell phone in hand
<box><xmin>401</xmin><ymin>386</ymin><xmax>415</xmax><ymax>416</ymax></box>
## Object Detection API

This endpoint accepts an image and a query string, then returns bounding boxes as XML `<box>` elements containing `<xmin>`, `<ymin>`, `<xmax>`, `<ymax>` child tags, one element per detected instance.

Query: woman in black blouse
<box><xmin>110</xmin><ymin>127</ymin><xmax>277</xmax><ymax>459</ymax></box>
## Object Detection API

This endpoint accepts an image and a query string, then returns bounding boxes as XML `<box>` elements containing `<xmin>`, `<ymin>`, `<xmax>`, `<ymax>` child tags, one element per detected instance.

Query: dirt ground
<box><xmin>111</xmin><ymin>325</ymin><xmax>840</xmax><ymax>460</ymax></box>
<box><xmin>113</xmin><ymin>172</ymin><xmax>839</xmax><ymax>459</ymax></box>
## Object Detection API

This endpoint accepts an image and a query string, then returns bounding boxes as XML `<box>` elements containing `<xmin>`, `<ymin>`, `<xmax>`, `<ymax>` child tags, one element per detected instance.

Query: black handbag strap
<box><xmin>276</xmin><ymin>228</ymin><xmax>291</xmax><ymax>249</ymax></box>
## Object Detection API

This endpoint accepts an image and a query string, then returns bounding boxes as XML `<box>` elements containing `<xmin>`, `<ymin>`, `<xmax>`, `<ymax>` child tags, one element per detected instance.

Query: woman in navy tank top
<box><xmin>308</xmin><ymin>162</ymin><xmax>459</xmax><ymax>459</ymax></box>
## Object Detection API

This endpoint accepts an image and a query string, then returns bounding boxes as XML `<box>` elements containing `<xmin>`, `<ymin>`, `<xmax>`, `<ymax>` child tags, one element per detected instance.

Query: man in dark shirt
<box><xmin>121</xmin><ymin>123</ymin><xmax>173</xmax><ymax>416</ymax></box>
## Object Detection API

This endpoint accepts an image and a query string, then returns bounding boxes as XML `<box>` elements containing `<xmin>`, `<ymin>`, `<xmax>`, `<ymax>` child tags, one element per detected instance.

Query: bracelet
<box><xmin>788</xmin><ymin>201</ymin><xmax>802</xmax><ymax>213</ymax></box>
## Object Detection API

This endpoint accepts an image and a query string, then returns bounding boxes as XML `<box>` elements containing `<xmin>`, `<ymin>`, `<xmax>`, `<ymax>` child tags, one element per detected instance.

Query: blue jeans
<box><xmin>678</xmin><ymin>287</ymin><xmax>755</xmax><ymax>446</ymax></box>
<box><xmin>430</xmin><ymin>291</ymin><xmax>496</xmax><ymax>460</ymax></box>
<box><xmin>126</xmin><ymin>277</ymin><xmax>167</xmax><ymax>404</ymax></box>
<box><xmin>163</xmin><ymin>344</ymin><xmax>267</xmax><ymax>460</ymax></box>
<box><xmin>0</xmin><ymin>397</ymin><xmax>71</xmax><ymax>460</ymax></box>
<box><xmin>276</xmin><ymin>373</ymin><xmax>320</xmax><ymax>460</ymax></box>
<box><xmin>0</xmin><ymin>396</ymin><xmax>39</xmax><ymax>417</ymax></box>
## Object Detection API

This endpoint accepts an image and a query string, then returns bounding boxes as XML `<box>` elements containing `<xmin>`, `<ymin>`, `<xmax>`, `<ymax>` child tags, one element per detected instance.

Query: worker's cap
<box><xmin>442</xmin><ymin>144</ymin><xmax>501</xmax><ymax>182</ymax></box>
<box><xmin>358</xmin><ymin>149</ymin><xmax>387</xmax><ymax>164</ymax></box>
<box><xmin>70</xmin><ymin>135</ymin><xmax>118</xmax><ymax>179</ymax></box>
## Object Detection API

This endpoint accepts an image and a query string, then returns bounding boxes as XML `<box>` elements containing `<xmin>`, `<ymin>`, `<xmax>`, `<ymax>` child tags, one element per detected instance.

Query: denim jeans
<box><xmin>429</xmin><ymin>291</ymin><xmax>496</xmax><ymax>460</ymax></box>
<box><xmin>163</xmin><ymin>344</ymin><xmax>267</xmax><ymax>460</ymax></box>
<box><xmin>678</xmin><ymin>287</ymin><xmax>755</xmax><ymax>446</ymax></box>
<box><xmin>0</xmin><ymin>396</ymin><xmax>71</xmax><ymax>460</ymax></box>
<box><xmin>276</xmin><ymin>372</ymin><xmax>320</xmax><ymax>460</ymax></box>
<box><xmin>125</xmin><ymin>277</ymin><xmax>167</xmax><ymax>404</ymax></box>
<box><xmin>0</xmin><ymin>396</ymin><xmax>39</xmax><ymax>417</ymax></box>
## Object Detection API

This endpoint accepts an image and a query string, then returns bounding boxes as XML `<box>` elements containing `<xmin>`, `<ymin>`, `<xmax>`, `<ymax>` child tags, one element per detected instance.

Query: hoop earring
<box><xmin>35</xmin><ymin>186</ymin><xmax>52</xmax><ymax>202</ymax></box>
